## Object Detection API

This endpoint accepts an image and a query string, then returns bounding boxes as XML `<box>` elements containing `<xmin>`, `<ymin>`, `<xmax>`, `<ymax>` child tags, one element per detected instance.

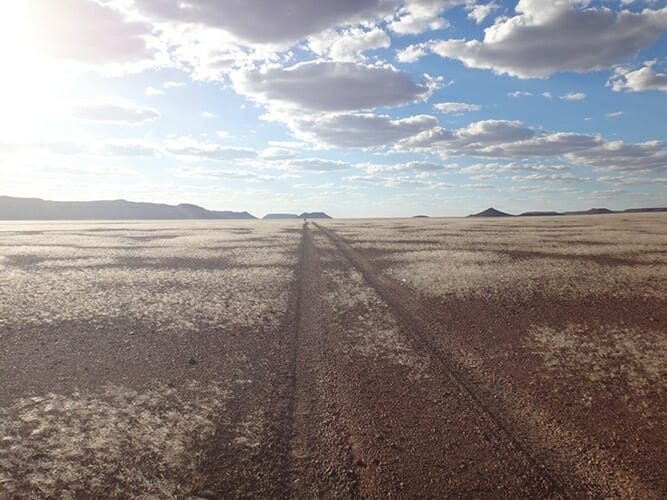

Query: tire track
<box><xmin>284</xmin><ymin>223</ymin><xmax>359</xmax><ymax>498</ymax></box>
<box><xmin>313</xmin><ymin>222</ymin><xmax>572</xmax><ymax>497</ymax></box>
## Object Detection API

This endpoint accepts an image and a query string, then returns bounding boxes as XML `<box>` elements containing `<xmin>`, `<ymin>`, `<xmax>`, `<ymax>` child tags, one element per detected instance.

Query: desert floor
<box><xmin>0</xmin><ymin>214</ymin><xmax>665</xmax><ymax>498</ymax></box>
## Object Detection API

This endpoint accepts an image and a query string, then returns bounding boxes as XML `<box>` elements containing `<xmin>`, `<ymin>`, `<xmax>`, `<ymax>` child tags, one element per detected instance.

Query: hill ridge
<box><xmin>0</xmin><ymin>195</ymin><xmax>256</xmax><ymax>220</ymax></box>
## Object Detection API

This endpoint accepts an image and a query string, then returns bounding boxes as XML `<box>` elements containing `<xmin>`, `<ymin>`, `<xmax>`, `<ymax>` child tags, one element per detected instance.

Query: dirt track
<box><xmin>286</xmin><ymin>223</ymin><xmax>562</xmax><ymax>497</ymax></box>
<box><xmin>1</xmin><ymin>218</ymin><xmax>664</xmax><ymax>497</ymax></box>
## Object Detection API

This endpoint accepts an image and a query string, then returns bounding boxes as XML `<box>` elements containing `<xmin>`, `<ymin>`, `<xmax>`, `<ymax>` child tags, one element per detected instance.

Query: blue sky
<box><xmin>0</xmin><ymin>0</ymin><xmax>666</xmax><ymax>217</ymax></box>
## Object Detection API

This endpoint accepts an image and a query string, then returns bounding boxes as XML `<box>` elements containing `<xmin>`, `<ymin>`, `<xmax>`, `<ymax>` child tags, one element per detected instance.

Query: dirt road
<box><xmin>285</xmin><ymin>222</ymin><xmax>565</xmax><ymax>497</ymax></box>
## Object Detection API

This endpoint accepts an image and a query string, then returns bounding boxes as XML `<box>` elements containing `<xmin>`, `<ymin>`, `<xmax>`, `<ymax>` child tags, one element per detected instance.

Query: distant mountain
<box><xmin>263</xmin><ymin>213</ymin><xmax>299</xmax><ymax>219</ymax></box>
<box><xmin>412</xmin><ymin>215</ymin><xmax>429</xmax><ymax>218</ymax></box>
<box><xmin>0</xmin><ymin>196</ymin><xmax>256</xmax><ymax>220</ymax></box>
<box><xmin>520</xmin><ymin>211</ymin><xmax>560</xmax><ymax>216</ymax></box>
<box><xmin>563</xmin><ymin>207</ymin><xmax>614</xmax><ymax>215</ymax></box>
<box><xmin>622</xmin><ymin>207</ymin><xmax>667</xmax><ymax>213</ymax></box>
<box><xmin>299</xmin><ymin>212</ymin><xmax>331</xmax><ymax>219</ymax></box>
<box><xmin>468</xmin><ymin>207</ymin><xmax>513</xmax><ymax>217</ymax></box>
<box><xmin>473</xmin><ymin>206</ymin><xmax>667</xmax><ymax>218</ymax></box>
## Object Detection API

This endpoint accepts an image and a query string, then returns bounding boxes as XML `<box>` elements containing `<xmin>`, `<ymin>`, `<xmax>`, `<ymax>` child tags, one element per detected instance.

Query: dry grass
<box><xmin>0</xmin><ymin>382</ymin><xmax>231</xmax><ymax>498</ymax></box>
<box><xmin>314</xmin><ymin>230</ymin><xmax>430</xmax><ymax>379</ymax></box>
<box><xmin>0</xmin><ymin>221</ymin><xmax>300</xmax><ymax>332</ymax></box>
<box><xmin>527</xmin><ymin>323</ymin><xmax>667</xmax><ymax>398</ymax></box>
<box><xmin>0</xmin><ymin>220</ymin><xmax>300</xmax><ymax>497</ymax></box>
<box><xmin>322</xmin><ymin>214</ymin><xmax>667</xmax><ymax>300</ymax></box>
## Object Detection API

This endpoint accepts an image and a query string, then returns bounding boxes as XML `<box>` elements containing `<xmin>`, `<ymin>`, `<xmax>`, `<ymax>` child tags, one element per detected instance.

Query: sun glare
<box><xmin>0</xmin><ymin>3</ymin><xmax>68</xmax><ymax>138</ymax></box>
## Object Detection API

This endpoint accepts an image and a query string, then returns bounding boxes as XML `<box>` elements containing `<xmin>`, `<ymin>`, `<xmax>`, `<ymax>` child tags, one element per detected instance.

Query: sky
<box><xmin>0</xmin><ymin>0</ymin><xmax>666</xmax><ymax>218</ymax></box>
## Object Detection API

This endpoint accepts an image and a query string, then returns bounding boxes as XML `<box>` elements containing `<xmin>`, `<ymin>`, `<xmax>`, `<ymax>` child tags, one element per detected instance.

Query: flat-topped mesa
<box><xmin>263</xmin><ymin>213</ymin><xmax>300</xmax><ymax>219</ymax></box>
<box><xmin>299</xmin><ymin>212</ymin><xmax>332</xmax><ymax>219</ymax></box>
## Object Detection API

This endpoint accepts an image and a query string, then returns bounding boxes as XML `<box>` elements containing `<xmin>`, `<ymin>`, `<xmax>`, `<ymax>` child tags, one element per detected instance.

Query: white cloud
<box><xmin>605</xmin><ymin>111</ymin><xmax>624</xmax><ymax>118</ymax></box>
<box><xmin>163</xmin><ymin>81</ymin><xmax>187</xmax><ymax>88</ymax></box>
<box><xmin>395</xmin><ymin>118</ymin><xmax>667</xmax><ymax>174</ymax></box>
<box><xmin>145</xmin><ymin>86</ymin><xmax>166</xmax><ymax>96</ymax></box>
<box><xmin>597</xmin><ymin>176</ymin><xmax>667</xmax><ymax>185</ymax></box>
<box><xmin>542</xmin><ymin>91</ymin><xmax>552</xmax><ymax>98</ymax></box>
<box><xmin>473</xmin><ymin>132</ymin><xmax>604</xmax><ymax>158</ymax></box>
<box><xmin>608</xmin><ymin>62</ymin><xmax>667</xmax><ymax>92</ymax></box>
<box><xmin>511</xmin><ymin>172</ymin><xmax>590</xmax><ymax>183</ymax></box>
<box><xmin>17</xmin><ymin>0</ymin><xmax>154</xmax><ymax>64</ymax></box>
<box><xmin>163</xmin><ymin>137</ymin><xmax>259</xmax><ymax>161</ymax></box>
<box><xmin>232</xmin><ymin>61</ymin><xmax>437</xmax><ymax>112</ymax></box>
<box><xmin>308</xmin><ymin>27</ymin><xmax>391</xmax><ymax>61</ymax></box>
<box><xmin>397</xmin><ymin>119</ymin><xmax>536</xmax><ymax>154</ymax></box>
<box><xmin>396</xmin><ymin>43</ymin><xmax>430</xmax><ymax>63</ymax></box>
<box><xmin>560</xmin><ymin>92</ymin><xmax>586</xmax><ymax>101</ymax></box>
<box><xmin>508</xmin><ymin>91</ymin><xmax>533</xmax><ymax>97</ymax></box>
<box><xmin>277</xmin><ymin>112</ymin><xmax>439</xmax><ymax>148</ymax></box>
<box><xmin>201</xmin><ymin>112</ymin><xmax>216</xmax><ymax>119</ymax></box>
<box><xmin>398</xmin><ymin>2</ymin><xmax>667</xmax><ymax>77</ymax></box>
<box><xmin>388</xmin><ymin>0</ymin><xmax>456</xmax><ymax>35</ymax></box>
<box><xmin>466</xmin><ymin>2</ymin><xmax>499</xmax><ymax>24</ymax></box>
<box><xmin>434</xmin><ymin>102</ymin><xmax>481</xmax><ymax>113</ymax></box>
<box><xmin>260</xmin><ymin>147</ymin><xmax>299</xmax><ymax>161</ymax></box>
<box><xmin>564</xmin><ymin>140</ymin><xmax>667</xmax><ymax>173</ymax></box>
<box><xmin>134</xmin><ymin>0</ymin><xmax>394</xmax><ymax>45</ymax></box>
<box><xmin>461</xmin><ymin>162</ymin><xmax>570</xmax><ymax>174</ymax></box>
<box><xmin>174</xmin><ymin>166</ymin><xmax>279</xmax><ymax>182</ymax></box>
<box><xmin>282</xmin><ymin>158</ymin><xmax>354</xmax><ymax>172</ymax></box>
<box><xmin>71</xmin><ymin>99</ymin><xmax>161</xmax><ymax>125</ymax></box>
<box><xmin>365</xmin><ymin>160</ymin><xmax>453</xmax><ymax>174</ymax></box>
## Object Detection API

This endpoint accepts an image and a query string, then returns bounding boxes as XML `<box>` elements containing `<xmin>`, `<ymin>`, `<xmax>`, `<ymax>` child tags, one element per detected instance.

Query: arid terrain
<box><xmin>0</xmin><ymin>214</ymin><xmax>665</xmax><ymax>498</ymax></box>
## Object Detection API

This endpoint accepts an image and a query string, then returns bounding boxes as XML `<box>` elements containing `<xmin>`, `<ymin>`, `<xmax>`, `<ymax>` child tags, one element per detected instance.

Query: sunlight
<box><xmin>0</xmin><ymin>3</ymin><xmax>68</xmax><ymax>138</ymax></box>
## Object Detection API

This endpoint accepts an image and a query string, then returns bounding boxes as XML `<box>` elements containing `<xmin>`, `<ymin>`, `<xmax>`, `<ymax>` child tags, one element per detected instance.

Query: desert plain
<box><xmin>0</xmin><ymin>213</ymin><xmax>665</xmax><ymax>498</ymax></box>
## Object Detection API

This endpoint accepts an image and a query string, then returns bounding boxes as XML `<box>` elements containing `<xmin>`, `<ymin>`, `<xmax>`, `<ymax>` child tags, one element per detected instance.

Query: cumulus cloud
<box><xmin>134</xmin><ymin>0</ymin><xmax>394</xmax><ymax>45</ymax></box>
<box><xmin>388</xmin><ymin>0</ymin><xmax>456</xmax><ymax>35</ymax></box>
<box><xmin>396</xmin><ymin>43</ymin><xmax>430</xmax><ymax>63</ymax></box>
<box><xmin>397</xmin><ymin>1</ymin><xmax>667</xmax><ymax>77</ymax></box>
<box><xmin>71</xmin><ymin>99</ymin><xmax>161</xmax><ymax>125</ymax></box>
<box><xmin>434</xmin><ymin>102</ymin><xmax>481</xmax><ymax>113</ymax></box>
<box><xmin>398</xmin><ymin>119</ymin><xmax>536</xmax><ymax>154</ymax></box>
<box><xmin>466</xmin><ymin>2</ymin><xmax>499</xmax><ymax>24</ymax></box>
<box><xmin>608</xmin><ymin>61</ymin><xmax>667</xmax><ymax>92</ymax></box>
<box><xmin>232</xmin><ymin>61</ymin><xmax>437</xmax><ymax>112</ymax></box>
<box><xmin>564</xmin><ymin>140</ymin><xmax>667</xmax><ymax>173</ymax></box>
<box><xmin>280</xmin><ymin>112</ymin><xmax>439</xmax><ymax>148</ymax></box>
<box><xmin>308</xmin><ymin>27</ymin><xmax>391</xmax><ymax>61</ymax></box>
<box><xmin>469</xmin><ymin>132</ymin><xmax>604</xmax><ymax>158</ymax></box>
<box><xmin>19</xmin><ymin>0</ymin><xmax>154</xmax><ymax>64</ymax></box>
<box><xmin>397</xmin><ymin>118</ymin><xmax>667</xmax><ymax>174</ymax></box>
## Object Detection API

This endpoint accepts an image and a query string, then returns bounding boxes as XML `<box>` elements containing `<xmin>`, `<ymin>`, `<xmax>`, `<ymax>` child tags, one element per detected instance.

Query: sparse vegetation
<box><xmin>1</xmin><ymin>214</ymin><xmax>665</xmax><ymax>497</ymax></box>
